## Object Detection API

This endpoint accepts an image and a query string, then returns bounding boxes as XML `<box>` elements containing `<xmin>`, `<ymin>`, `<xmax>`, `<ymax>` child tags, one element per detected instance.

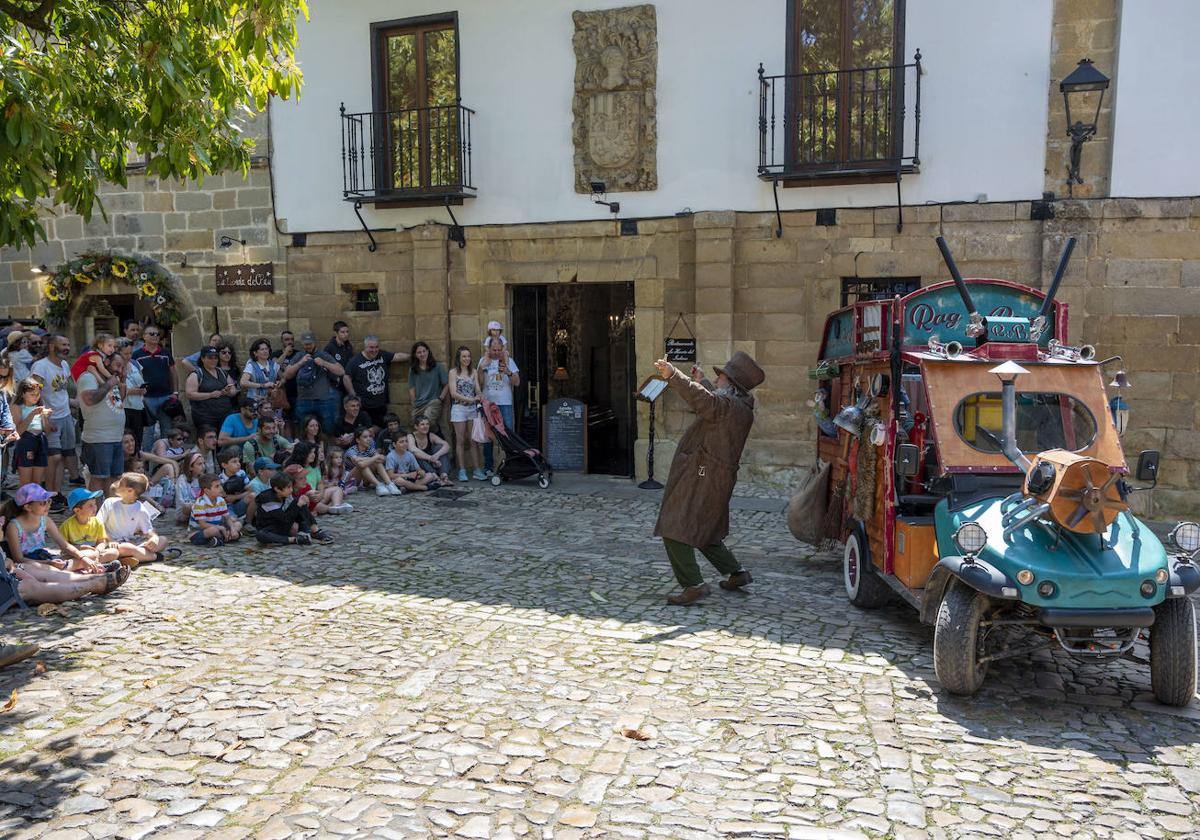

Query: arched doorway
<box><xmin>41</xmin><ymin>252</ymin><xmax>189</xmax><ymax>348</ymax></box>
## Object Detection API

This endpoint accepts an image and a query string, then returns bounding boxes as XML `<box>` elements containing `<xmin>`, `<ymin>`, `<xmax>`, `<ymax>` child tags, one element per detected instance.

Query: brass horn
<box><xmin>928</xmin><ymin>338</ymin><xmax>964</xmax><ymax>359</ymax></box>
<box><xmin>1047</xmin><ymin>339</ymin><xmax>1096</xmax><ymax>362</ymax></box>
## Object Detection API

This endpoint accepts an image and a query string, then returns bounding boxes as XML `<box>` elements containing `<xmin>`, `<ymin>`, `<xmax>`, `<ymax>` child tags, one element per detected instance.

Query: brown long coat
<box><xmin>653</xmin><ymin>371</ymin><xmax>755</xmax><ymax>547</ymax></box>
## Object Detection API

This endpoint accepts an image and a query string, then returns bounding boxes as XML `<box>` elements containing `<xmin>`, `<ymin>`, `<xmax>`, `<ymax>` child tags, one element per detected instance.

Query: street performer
<box><xmin>652</xmin><ymin>351</ymin><xmax>764</xmax><ymax>606</ymax></box>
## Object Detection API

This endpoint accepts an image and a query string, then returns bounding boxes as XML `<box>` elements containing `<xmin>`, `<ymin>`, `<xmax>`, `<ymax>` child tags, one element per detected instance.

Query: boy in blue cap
<box><xmin>248</xmin><ymin>457</ymin><xmax>281</xmax><ymax>496</ymax></box>
<box><xmin>59</xmin><ymin>487</ymin><xmax>121</xmax><ymax>570</ymax></box>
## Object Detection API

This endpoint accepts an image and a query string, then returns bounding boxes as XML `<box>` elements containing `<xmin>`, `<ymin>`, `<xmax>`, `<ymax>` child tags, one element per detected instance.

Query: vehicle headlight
<box><xmin>954</xmin><ymin>522</ymin><xmax>988</xmax><ymax>555</ymax></box>
<box><xmin>1155</xmin><ymin>568</ymin><xmax>1169</xmax><ymax>584</ymax></box>
<box><xmin>1169</xmin><ymin>522</ymin><xmax>1200</xmax><ymax>554</ymax></box>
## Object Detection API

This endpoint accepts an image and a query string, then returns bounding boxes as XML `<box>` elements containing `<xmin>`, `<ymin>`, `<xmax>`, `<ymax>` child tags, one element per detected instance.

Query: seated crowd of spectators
<box><xmin>0</xmin><ymin>317</ymin><xmax>520</xmax><ymax>615</ymax></box>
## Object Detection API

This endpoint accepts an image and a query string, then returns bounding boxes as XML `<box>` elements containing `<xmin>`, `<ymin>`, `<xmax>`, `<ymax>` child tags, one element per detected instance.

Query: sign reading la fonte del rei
<box><xmin>216</xmin><ymin>263</ymin><xmax>274</xmax><ymax>294</ymax></box>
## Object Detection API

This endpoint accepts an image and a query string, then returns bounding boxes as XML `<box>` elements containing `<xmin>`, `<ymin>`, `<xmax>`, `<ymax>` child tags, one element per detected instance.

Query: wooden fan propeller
<box><xmin>1024</xmin><ymin>450</ymin><xmax>1128</xmax><ymax>534</ymax></box>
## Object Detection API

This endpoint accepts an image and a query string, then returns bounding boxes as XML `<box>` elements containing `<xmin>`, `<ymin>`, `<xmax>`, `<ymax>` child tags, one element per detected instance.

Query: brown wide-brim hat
<box><xmin>713</xmin><ymin>351</ymin><xmax>764</xmax><ymax>392</ymax></box>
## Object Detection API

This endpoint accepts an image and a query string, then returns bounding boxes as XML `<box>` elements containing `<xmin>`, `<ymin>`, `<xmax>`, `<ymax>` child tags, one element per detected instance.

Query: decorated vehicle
<box><xmin>806</xmin><ymin>236</ymin><xmax>1200</xmax><ymax>704</ymax></box>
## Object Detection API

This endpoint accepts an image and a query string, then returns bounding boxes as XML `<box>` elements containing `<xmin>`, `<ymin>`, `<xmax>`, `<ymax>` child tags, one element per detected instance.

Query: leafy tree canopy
<box><xmin>0</xmin><ymin>0</ymin><xmax>308</xmax><ymax>249</ymax></box>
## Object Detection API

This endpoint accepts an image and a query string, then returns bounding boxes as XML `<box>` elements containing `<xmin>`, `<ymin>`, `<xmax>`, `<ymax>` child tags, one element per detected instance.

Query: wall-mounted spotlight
<box><xmin>30</xmin><ymin>264</ymin><xmax>47</xmax><ymax>275</ymax></box>
<box><xmin>218</xmin><ymin>234</ymin><xmax>247</xmax><ymax>249</ymax></box>
<box><xmin>590</xmin><ymin>180</ymin><xmax>620</xmax><ymax>214</ymax></box>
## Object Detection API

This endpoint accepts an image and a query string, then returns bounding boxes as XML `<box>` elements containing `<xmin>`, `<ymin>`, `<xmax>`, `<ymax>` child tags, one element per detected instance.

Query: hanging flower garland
<box><xmin>42</xmin><ymin>252</ymin><xmax>183</xmax><ymax>328</ymax></box>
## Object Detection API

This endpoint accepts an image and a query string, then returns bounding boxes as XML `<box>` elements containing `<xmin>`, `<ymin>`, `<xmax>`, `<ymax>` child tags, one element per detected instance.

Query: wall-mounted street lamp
<box><xmin>589</xmin><ymin>180</ymin><xmax>620</xmax><ymax>214</ymax></box>
<box><xmin>1059</xmin><ymin>58</ymin><xmax>1110</xmax><ymax>195</ymax></box>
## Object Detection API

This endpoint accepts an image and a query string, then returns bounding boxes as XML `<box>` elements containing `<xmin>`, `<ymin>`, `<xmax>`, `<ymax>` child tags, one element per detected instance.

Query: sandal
<box><xmin>103</xmin><ymin>565</ymin><xmax>130</xmax><ymax>594</ymax></box>
<box><xmin>154</xmin><ymin>547</ymin><xmax>184</xmax><ymax>562</ymax></box>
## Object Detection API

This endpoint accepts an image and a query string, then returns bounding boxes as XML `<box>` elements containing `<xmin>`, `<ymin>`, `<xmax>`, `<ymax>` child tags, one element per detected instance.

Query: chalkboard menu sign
<box><xmin>216</xmin><ymin>263</ymin><xmax>274</xmax><ymax>294</ymax></box>
<box><xmin>665</xmin><ymin>337</ymin><xmax>697</xmax><ymax>362</ymax></box>
<box><xmin>543</xmin><ymin>398</ymin><xmax>587</xmax><ymax>472</ymax></box>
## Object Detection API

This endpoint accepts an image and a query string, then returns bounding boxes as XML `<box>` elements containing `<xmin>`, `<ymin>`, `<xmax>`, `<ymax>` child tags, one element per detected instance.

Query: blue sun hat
<box><xmin>67</xmin><ymin>487</ymin><xmax>104</xmax><ymax>510</ymax></box>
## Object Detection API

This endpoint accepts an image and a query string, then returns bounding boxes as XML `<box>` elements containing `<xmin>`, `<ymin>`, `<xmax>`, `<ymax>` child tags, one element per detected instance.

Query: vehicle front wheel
<box><xmin>843</xmin><ymin>525</ymin><xmax>890</xmax><ymax>609</ymax></box>
<box><xmin>1150</xmin><ymin>597</ymin><xmax>1198</xmax><ymax>707</ymax></box>
<box><xmin>934</xmin><ymin>582</ymin><xmax>991</xmax><ymax>696</ymax></box>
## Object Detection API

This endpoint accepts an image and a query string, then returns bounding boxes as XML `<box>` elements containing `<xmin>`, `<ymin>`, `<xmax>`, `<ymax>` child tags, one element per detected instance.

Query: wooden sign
<box><xmin>543</xmin><ymin>397</ymin><xmax>587</xmax><ymax>472</ymax></box>
<box><xmin>665</xmin><ymin>337</ymin><xmax>696</xmax><ymax>362</ymax></box>
<box><xmin>216</xmin><ymin>263</ymin><xmax>274</xmax><ymax>294</ymax></box>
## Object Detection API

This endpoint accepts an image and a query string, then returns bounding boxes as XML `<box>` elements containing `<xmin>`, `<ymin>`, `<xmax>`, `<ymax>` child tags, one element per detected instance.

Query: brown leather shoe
<box><xmin>666</xmin><ymin>584</ymin><xmax>711</xmax><ymax>606</ymax></box>
<box><xmin>719</xmin><ymin>571</ymin><xmax>753</xmax><ymax>591</ymax></box>
<box><xmin>0</xmin><ymin>643</ymin><xmax>39</xmax><ymax>670</ymax></box>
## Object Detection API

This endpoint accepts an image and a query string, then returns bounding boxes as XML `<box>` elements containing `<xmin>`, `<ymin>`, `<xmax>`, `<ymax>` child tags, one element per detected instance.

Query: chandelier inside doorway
<box><xmin>608</xmin><ymin>303</ymin><xmax>635</xmax><ymax>342</ymax></box>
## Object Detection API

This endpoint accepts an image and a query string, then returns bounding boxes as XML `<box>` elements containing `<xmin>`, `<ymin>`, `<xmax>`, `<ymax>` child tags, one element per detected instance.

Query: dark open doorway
<box><xmin>510</xmin><ymin>282</ymin><xmax>636</xmax><ymax>477</ymax></box>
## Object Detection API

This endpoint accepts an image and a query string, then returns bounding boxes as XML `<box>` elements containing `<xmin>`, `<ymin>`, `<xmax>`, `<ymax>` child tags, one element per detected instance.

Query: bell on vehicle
<box><xmin>832</xmin><ymin>404</ymin><xmax>865</xmax><ymax>435</ymax></box>
<box><xmin>1108</xmin><ymin>370</ymin><xmax>1131</xmax><ymax>389</ymax></box>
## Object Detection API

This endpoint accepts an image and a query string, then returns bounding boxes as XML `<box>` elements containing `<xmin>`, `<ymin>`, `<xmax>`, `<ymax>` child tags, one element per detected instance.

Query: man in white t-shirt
<box><xmin>78</xmin><ymin>353</ymin><xmax>127</xmax><ymax>493</ymax></box>
<box><xmin>478</xmin><ymin>337</ymin><xmax>520</xmax><ymax>476</ymax></box>
<box><xmin>30</xmin><ymin>335</ymin><xmax>77</xmax><ymax>509</ymax></box>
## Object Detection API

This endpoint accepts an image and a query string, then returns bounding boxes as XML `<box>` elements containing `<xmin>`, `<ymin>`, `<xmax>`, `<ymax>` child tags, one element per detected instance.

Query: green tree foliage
<box><xmin>0</xmin><ymin>0</ymin><xmax>308</xmax><ymax>249</ymax></box>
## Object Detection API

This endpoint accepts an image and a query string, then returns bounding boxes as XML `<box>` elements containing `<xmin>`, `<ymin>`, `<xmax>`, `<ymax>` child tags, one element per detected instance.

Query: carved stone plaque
<box><xmin>572</xmin><ymin>5</ymin><xmax>657</xmax><ymax>193</ymax></box>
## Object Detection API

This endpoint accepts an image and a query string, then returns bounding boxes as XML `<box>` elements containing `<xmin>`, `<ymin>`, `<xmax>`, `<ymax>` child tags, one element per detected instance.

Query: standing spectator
<box><xmin>241</xmin><ymin>338</ymin><xmax>283</xmax><ymax>406</ymax></box>
<box><xmin>133</xmin><ymin>325</ymin><xmax>177</xmax><ymax>447</ymax></box>
<box><xmin>12</xmin><ymin>378</ymin><xmax>51</xmax><ymax>489</ymax></box>
<box><xmin>123</xmin><ymin>320</ymin><xmax>144</xmax><ymax>352</ymax></box>
<box><xmin>117</xmin><ymin>338</ymin><xmax>148</xmax><ymax>450</ymax></box>
<box><xmin>185</xmin><ymin>346</ymin><xmax>238</xmax><ymax>433</ymax></box>
<box><xmin>78</xmin><ymin>353</ymin><xmax>127</xmax><ymax>494</ymax></box>
<box><xmin>325</xmin><ymin>321</ymin><xmax>354</xmax><ymax>394</ymax></box>
<box><xmin>179</xmin><ymin>331</ymin><xmax>224</xmax><ymax>378</ymax></box>
<box><xmin>477</xmin><ymin>337</ymin><xmax>520</xmax><ymax>477</ymax></box>
<box><xmin>0</xmin><ymin>355</ymin><xmax>18</xmax><ymax>484</ymax></box>
<box><xmin>285</xmin><ymin>331</ymin><xmax>344</xmax><ymax>434</ymax></box>
<box><xmin>408</xmin><ymin>341</ymin><xmax>448</xmax><ymax>432</ymax></box>
<box><xmin>343</xmin><ymin>336</ymin><xmax>410</xmax><ymax>429</ymax></box>
<box><xmin>6</xmin><ymin>331</ymin><xmax>32</xmax><ymax>381</ymax></box>
<box><xmin>32</xmin><ymin>335</ymin><xmax>76</xmax><ymax>509</ymax></box>
<box><xmin>273</xmin><ymin>329</ymin><xmax>298</xmax><ymax>423</ymax></box>
<box><xmin>27</xmin><ymin>332</ymin><xmax>46</xmax><ymax>362</ymax></box>
<box><xmin>449</xmin><ymin>346</ymin><xmax>484</xmax><ymax>482</ymax></box>
<box><xmin>218</xmin><ymin>395</ymin><xmax>259</xmax><ymax>449</ymax></box>
<box><xmin>217</xmin><ymin>343</ymin><xmax>238</xmax><ymax>382</ymax></box>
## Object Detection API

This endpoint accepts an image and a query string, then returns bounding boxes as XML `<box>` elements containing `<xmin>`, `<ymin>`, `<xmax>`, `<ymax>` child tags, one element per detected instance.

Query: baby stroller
<box><xmin>480</xmin><ymin>399</ymin><xmax>552</xmax><ymax>489</ymax></box>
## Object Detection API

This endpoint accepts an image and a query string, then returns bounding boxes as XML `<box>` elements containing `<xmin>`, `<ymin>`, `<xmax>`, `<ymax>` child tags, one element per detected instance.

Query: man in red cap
<box><xmin>652</xmin><ymin>351</ymin><xmax>765</xmax><ymax>605</ymax></box>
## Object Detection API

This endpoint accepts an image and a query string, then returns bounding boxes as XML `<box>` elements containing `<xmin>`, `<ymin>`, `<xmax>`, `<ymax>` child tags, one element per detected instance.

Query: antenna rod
<box><xmin>935</xmin><ymin>236</ymin><xmax>986</xmax><ymax>338</ymax></box>
<box><xmin>1037</xmin><ymin>236</ymin><xmax>1076</xmax><ymax>322</ymax></box>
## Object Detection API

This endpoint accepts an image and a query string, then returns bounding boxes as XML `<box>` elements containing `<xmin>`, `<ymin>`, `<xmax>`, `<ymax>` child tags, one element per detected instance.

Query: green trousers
<box><xmin>663</xmin><ymin>537</ymin><xmax>743</xmax><ymax>588</ymax></box>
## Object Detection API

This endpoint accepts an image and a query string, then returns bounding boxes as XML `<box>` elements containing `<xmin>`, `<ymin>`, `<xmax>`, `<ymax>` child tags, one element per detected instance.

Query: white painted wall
<box><xmin>272</xmin><ymin>0</ymin><xmax>1054</xmax><ymax>233</ymax></box>
<box><xmin>1110</xmin><ymin>0</ymin><xmax>1200</xmax><ymax>197</ymax></box>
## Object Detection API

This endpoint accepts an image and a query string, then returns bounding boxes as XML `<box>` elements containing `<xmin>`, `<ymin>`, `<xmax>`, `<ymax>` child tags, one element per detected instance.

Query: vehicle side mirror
<box><xmin>1136</xmin><ymin>450</ymin><xmax>1160</xmax><ymax>484</ymax></box>
<box><xmin>896</xmin><ymin>443</ymin><xmax>921</xmax><ymax>477</ymax></box>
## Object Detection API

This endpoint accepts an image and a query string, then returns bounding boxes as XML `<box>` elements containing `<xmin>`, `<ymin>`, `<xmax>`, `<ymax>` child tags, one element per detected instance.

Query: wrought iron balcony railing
<box><xmin>340</xmin><ymin>102</ymin><xmax>476</xmax><ymax>203</ymax></box>
<box><xmin>757</xmin><ymin>51</ymin><xmax>921</xmax><ymax>181</ymax></box>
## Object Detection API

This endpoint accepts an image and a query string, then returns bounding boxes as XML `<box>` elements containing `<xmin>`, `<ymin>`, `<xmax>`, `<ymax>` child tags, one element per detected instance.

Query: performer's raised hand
<box><xmin>654</xmin><ymin>358</ymin><xmax>675</xmax><ymax>379</ymax></box>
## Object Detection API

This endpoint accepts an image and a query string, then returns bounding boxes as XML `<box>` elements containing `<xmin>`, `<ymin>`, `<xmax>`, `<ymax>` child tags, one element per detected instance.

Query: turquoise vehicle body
<box><xmin>935</xmin><ymin>500</ymin><xmax>1170</xmax><ymax>611</ymax></box>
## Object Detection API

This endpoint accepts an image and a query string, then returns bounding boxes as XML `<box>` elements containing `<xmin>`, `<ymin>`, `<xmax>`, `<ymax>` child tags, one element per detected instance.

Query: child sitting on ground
<box><xmin>217</xmin><ymin>447</ymin><xmax>256</xmax><ymax>520</ymax></box>
<box><xmin>325</xmin><ymin>447</ymin><xmax>357</xmax><ymax>495</ymax></box>
<box><xmin>188</xmin><ymin>473</ymin><xmax>243</xmax><ymax>547</ymax></box>
<box><xmin>99</xmin><ymin>472</ymin><xmax>180</xmax><ymax>567</ymax></box>
<box><xmin>286</xmin><ymin>443</ymin><xmax>352</xmax><ymax>515</ymax></box>
<box><xmin>253</xmin><ymin>473</ymin><xmax>333</xmax><ymax>546</ymax></box>
<box><xmin>345</xmin><ymin>427</ymin><xmax>400</xmax><ymax>496</ymax></box>
<box><xmin>385</xmin><ymin>435</ymin><xmax>438</xmax><ymax>493</ymax></box>
<box><xmin>377</xmin><ymin>413</ymin><xmax>406</xmax><ymax>454</ymax></box>
<box><xmin>248</xmin><ymin>457</ymin><xmax>280</xmax><ymax>496</ymax></box>
<box><xmin>59</xmin><ymin>488</ymin><xmax>121</xmax><ymax>570</ymax></box>
<box><xmin>173</xmin><ymin>452</ymin><xmax>206</xmax><ymax>527</ymax></box>
<box><xmin>152</xmin><ymin>427</ymin><xmax>191</xmax><ymax>467</ymax></box>
<box><xmin>2</xmin><ymin>484</ymin><xmax>126</xmax><ymax>600</ymax></box>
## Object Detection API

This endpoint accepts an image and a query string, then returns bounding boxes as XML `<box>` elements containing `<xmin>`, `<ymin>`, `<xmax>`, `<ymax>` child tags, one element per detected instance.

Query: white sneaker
<box><xmin>376</xmin><ymin>484</ymin><xmax>390</xmax><ymax>497</ymax></box>
<box><xmin>387</xmin><ymin>483</ymin><xmax>403</xmax><ymax>495</ymax></box>
<box><xmin>329</xmin><ymin>503</ymin><xmax>353</xmax><ymax>514</ymax></box>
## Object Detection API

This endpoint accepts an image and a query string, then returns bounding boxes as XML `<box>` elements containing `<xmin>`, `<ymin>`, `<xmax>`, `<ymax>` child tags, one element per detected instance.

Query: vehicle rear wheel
<box><xmin>843</xmin><ymin>524</ymin><xmax>890</xmax><ymax>609</ymax></box>
<box><xmin>934</xmin><ymin>582</ymin><xmax>991</xmax><ymax>696</ymax></box>
<box><xmin>1150</xmin><ymin>597</ymin><xmax>1198</xmax><ymax>707</ymax></box>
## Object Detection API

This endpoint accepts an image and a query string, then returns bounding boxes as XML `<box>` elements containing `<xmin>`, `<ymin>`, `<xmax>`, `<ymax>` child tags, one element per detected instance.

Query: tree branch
<box><xmin>0</xmin><ymin>0</ymin><xmax>56</xmax><ymax>32</ymax></box>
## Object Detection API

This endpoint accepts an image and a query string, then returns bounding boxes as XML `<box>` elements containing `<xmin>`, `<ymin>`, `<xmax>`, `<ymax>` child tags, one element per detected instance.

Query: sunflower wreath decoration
<box><xmin>42</xmin><ymin>252</ymin><xmax>183</xmax><ymax>328</ymax></box>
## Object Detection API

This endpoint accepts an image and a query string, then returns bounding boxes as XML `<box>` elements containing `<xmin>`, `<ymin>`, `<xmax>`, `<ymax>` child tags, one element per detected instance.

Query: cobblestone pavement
<box><xmin>2</xmin><ymin>480</ymin><xmax>1199</xmax><ymax>840</ymax></box>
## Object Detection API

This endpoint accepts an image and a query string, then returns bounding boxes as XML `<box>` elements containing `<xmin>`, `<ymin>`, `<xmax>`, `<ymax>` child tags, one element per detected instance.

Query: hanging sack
<box><xmin>786</xmin><ymin>457</ymin><xmax>831</xmax><ymax>546</ymax></box>
<box><xmin>471</xmin><ymin>410</ymin><xmax>490</xmax><ymax>444</ymax></box>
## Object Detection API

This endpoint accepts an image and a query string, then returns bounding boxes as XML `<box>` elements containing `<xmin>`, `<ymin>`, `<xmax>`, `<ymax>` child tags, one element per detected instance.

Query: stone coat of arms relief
<box><xmin>572</xmin><ymin>5</ymin><xmax>658</xmax><ymax>193</ymax></box>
